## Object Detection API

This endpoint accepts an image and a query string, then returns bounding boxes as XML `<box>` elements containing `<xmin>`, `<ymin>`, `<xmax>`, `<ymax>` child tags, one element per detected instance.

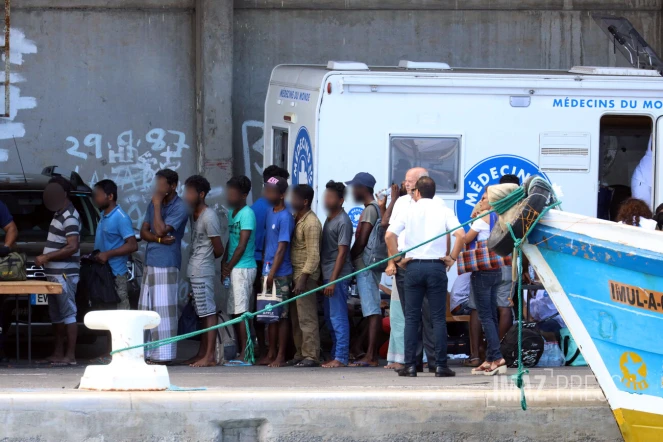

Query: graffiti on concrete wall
<box><xmin>0</xmin><ymin>29</ymin><xmax>37</xmax><ymax>162</ymax></box>
<box><xmin>66</xmin><ymin>128</ymin><xmax>191</xmax><ymax>228</ymax></box>
<box><xmin>241</xmin><ymin>120</ymin><xmax>264</xmax><ymax>203</ymax></box>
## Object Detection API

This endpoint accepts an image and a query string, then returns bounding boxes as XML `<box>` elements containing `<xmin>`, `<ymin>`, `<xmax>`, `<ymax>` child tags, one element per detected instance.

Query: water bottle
<box><xmin>265</xmin><ymin>262</ymin><xmax>271</xmax><ymax>275</ymax></box>
<box><xmin>223</xmin><ymin>276</ymin><xmax>231</xmax><ymax>288</ymax></box>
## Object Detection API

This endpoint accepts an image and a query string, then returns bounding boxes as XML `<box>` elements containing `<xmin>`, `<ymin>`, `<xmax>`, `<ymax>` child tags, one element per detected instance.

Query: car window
<box><xmin>0</xmin><ymin>191</ymin><xmax>97</xmax><ymax>242</ymax></box>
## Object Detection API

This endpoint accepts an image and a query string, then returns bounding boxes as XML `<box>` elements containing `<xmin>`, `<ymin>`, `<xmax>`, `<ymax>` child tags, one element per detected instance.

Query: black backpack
<box><xmin>77</xmin><ymin>253</ymin><xmax>120</xmax><ymax>307</ymax></box>
<box><xmin>362</xmin><ymin>201</ymin><xmax>388</xmax><ymax>272</ymax></box>
<box><xmin>500</xmin><ymin>322</ymin><xmax>545</xmax><ymax>368</ymax></box>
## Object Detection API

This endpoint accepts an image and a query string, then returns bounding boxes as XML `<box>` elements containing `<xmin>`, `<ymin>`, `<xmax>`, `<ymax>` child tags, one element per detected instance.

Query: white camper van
<box><xmin>263</xmin><ymin>18</ymin><xmax>663</xmax><ymax>230</ymax></box>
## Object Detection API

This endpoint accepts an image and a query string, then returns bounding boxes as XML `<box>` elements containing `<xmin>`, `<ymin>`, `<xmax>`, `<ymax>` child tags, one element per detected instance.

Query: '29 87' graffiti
<box><xmin>65</xmin><ymin>128</ymin><xmax>193</xmax><ymax>227</ymax></box>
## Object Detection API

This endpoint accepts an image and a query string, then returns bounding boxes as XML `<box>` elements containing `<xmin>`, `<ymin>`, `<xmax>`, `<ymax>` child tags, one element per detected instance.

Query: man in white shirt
<box><xmin>631</xmin><ymin>135</ymin><xmax>652</xmax><ymax>207</ymax></box>
<box><xmin>382</xmin><ymin>167</ymin><xmax>450</xmax><ymax>370</ymax></box>
<box><xmin>385</xmin><ymin>176</ymin><xmax>465</xmax><ymax>377</ymax></box>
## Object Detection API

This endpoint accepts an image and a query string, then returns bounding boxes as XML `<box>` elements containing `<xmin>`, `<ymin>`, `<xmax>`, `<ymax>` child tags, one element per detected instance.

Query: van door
<box><xmin>273</xmin><ymin>128</ymin><xmax>288</xmax><ymax>171</ymax></box>
<box><xmin>656</xmin><ymin>118</ymin><xmax>663</xmax><ymax>208</ymax></box>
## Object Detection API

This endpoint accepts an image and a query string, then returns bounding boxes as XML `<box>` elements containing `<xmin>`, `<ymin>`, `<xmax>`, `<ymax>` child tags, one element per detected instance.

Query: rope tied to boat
<box><xmin>111</xmin><ymin>180</ymin><xmax>558</xmax><ymax>411</ymax></box>
<box><xmin>492</xmin><ymin>177</ymin><xmax>561</xmax><ymax>411</ymax></box>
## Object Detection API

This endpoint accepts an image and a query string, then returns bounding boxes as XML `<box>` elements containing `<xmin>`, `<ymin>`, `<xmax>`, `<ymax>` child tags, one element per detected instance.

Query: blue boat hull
<box><xmin>522</xmin><ymin>211</ymin><xmax>663</xmax><ymax>441</ymax></box>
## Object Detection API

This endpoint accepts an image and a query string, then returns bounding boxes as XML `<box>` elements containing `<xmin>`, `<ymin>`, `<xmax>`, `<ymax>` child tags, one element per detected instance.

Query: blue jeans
<box><xmin>356</xmin><ymin>268</ymin><xmax>381</xmax><ymax>317</ymax></box>
<box><xmin>472</xmin><ymin>270</ymin><xmax>503</xmax><ymax>362</ymax></box>
<box><xmin>323</xmin><ymin>279</ymin><xmax>350</xmax><ymax>365</ymax></box>
<box><xmin>404</xmin><ymin>261</ymin><xmax>448</xmax><ymax>368</ymax></box>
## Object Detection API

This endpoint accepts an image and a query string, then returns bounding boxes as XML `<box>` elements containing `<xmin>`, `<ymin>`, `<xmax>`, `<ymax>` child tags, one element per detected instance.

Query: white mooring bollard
<box><xmin>79</xmin><ymin>311</ymin><xmax>170</xmax><ymax>391</ymax></box>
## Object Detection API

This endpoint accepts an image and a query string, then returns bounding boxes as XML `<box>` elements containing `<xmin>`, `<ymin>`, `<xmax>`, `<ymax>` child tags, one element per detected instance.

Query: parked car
<box><xmin>0</xmin><ymin>167</ymin><xmax>141</xmax><ymax>344</ymax></box>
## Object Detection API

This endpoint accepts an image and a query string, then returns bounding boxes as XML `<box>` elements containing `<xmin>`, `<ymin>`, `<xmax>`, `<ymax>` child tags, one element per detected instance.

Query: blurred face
<box><xmin>184</xmin><ymin>185</ymin><xmax>203</xmax><ymax>208</ymax></box>
<box><xmin>478</xmin><ymin>191</ymin><xmax>490</xmax><ymax>211</ymax></box>
<box><xmin>264</xmin><ymin>185</ymin><xmax>282</xmax><ymax>206</ymax></box>
<box><xmin>226</xmin><ymin>186</ymin><xmax>245</xmax><ymax>209</ymax></box>
<box><xmin>324</xmin><ymin>189</ymin><xmax>343</xmax><ymax>212</ymax></box>
<box><xmin>43</xmin><ymin>183</ymin><xmax>66</xmax><ymax>212</ymax></box>
<box><xmin>351</xmin><ymin>185</ymin><xmax>365</xmax><ymax>203</ymax></box>
<box><xmin>291</xmin><ymin>192</ymin><xmax>306</xmax><ymax>213</ymax></box>
<box><xmin>93</xmin><ymin>187</ymin><xmax>112</xmax><ymax>211</ymax></box>
<box><xmin>155</xmin><ymin>176</ymin><xmax>174</xmax><ymax>197</ymax></box>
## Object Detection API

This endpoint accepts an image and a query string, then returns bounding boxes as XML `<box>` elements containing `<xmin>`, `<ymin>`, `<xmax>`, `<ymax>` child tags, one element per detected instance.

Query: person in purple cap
<box><xmin>346</xmin><ymin>172</ymin><xmax>382</xmax><ymax>368</ymax></box>
<box><xmin>258</xmin><ymin>176</ymin><xmax>295</xmax><ymax>368</ymax></box>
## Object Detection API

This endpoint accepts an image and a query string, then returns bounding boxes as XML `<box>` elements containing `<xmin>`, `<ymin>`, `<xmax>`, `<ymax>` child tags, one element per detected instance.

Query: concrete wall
<box><xmin>232</xmin><ymin>0</ymin><xmax>663</xmax><ymax>198</ymax></box>
<box><xmin>1</xmin><ymin>0</ymin><xmax>232</xmax><ymax>229</ymax></box>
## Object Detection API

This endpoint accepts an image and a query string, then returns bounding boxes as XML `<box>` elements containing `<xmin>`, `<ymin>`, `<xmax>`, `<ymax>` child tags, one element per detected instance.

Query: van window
<box><xmin>390</xmin><ymin>136</ymin><xmax>460</xmax><ymax>193</ymax></box>
<box><xmin>273</xmin><ymin>128</ymin><xmax>288</xmax><ymax>171</ymax></box>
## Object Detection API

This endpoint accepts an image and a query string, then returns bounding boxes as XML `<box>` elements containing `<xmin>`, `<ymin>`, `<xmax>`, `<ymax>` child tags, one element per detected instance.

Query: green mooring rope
<box><xmin>111</xmin><ymin>185</ymin><xmax>558</xmax><ymax>411</ymax></box>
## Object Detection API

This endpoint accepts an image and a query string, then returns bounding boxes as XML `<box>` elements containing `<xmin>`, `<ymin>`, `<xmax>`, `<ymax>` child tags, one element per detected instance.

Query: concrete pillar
<box><xmin>196</xmin><ymin>0</ymin><xmax>233</xmax><ymax>197</ymax></box>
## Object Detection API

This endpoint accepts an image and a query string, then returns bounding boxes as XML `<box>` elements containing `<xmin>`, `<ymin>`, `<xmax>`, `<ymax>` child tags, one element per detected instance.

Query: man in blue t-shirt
<box><xmin>92</xmin><ymin>179</ymin><xmax>139</xmax><ymax>362</ymax></box>
<box><xmin>139</xmin><ymin>169</ymin><xmax>189</xmax><ymax>364</ymax></box>
<box><xmin>257</xmin><ymin>176</ymin><xmax>295</xmax><ymax>368</ymax></box>
<box><xmin>0</xmin><ymin>199</ymin><xmax>17</xmax><ymax>361</ymax></box>
<box><xmin>93</xmin><ymin>180</ymin><xmax>138</xmax><ymax>311</ymax></box>
<box><xmin>0</xmin><ymin>200</ymin><xmax>17</xmax><ymax>256</ymax></box>
<box><xmin>251</xmin><ymin>165</ymin><xmax>290</xmax><ymax>356</ymax></box>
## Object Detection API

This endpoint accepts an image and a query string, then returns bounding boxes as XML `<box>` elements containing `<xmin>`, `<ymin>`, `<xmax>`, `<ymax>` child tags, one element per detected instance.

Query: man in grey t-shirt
<box><xmin>184</xmin><ymin>175</ymin><xmax>224</xmax><ymax>367</ymax></box>
<box><xmin>320</xmin><ymin>181</ymin><xmax>354</xmax><ymax>368</ymax></box>
<box><xmin>321</xmin><ymin>212</ymin><xmax>353</xmax><ymax>282</ymax></box>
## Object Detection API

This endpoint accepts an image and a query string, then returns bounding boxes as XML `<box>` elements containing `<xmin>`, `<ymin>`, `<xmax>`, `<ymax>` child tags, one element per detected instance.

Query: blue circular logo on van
<box><xmin>292</xmin><ymin>126</ymin><xmax>313</xmax><ymax>187</ymax></box>
<box><xmin>454</xmin><ymin>155</ymin><xmax>548</xmax><ymax>225</ymax></box>
<box><xmin>348</xmin><ymin>206</ymin><xmax>363</xmax><ymax>229</ymax></box>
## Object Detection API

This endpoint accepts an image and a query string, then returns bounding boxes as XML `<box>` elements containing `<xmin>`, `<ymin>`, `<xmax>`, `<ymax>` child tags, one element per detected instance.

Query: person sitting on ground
<box><xmin>320</xmin><ymin>181</ymin><xmax>354</xmax><ymax>369</ymax></box>
<box><xmin>35</xmin><ymin>177</ymin><xmax>81</xmax><ymax>366</ymax></box>
<box><xmin>450</xmin><ymin>272</ymin><xmax>472</xmax><ymax>317</ymax></box>
<box><xmin>258</xmin><ymin>176</ymin><xmax>295</xmax><ymax>368</ymax></box>
<box><xmin>616</xmin><ymin>198</ymin><xmax>657</xmax><ymax>230</ymax></box>
<box><xmin>222</xmin><ymin>175</ymin><xmax>257</xmax><ymax>365</ymax></box>
<box><xmin>183</xmin><ymin>175</ymin><xmax>224</xmax><ymax>367</ymax></box>
<box><xmin>90</xmin><ymin>179</ymin><xmax>139</xmax><ymax>364</ymax></box>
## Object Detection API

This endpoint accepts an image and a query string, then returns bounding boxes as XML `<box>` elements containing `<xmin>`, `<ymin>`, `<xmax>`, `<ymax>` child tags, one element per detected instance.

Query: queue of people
<box><xmin>1</xmin><ymin>162</ymin><xmax>661</xmax><ymax>372</ymax></box>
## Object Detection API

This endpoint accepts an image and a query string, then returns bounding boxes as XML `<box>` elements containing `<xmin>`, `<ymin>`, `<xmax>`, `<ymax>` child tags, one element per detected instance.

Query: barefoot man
<box><xmin>183</xmin><ymin>175</ymin><xmax>224</xmax><ymax>367</ymax></box>
<box><xmin>257</xmin><ymin>176</ymin><xmax>294</xmax><ymax>368</ymax></box>
<box><xmin>320</xmin><ymin>181</ymin><xmax>354</xmax><ymax>368</ymax></box>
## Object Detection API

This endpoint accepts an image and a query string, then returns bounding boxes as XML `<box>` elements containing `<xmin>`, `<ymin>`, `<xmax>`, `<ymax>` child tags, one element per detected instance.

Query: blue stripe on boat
<box><xmin>528</xmin><ymin>223</ymin><xmax>663</xmax><ymax>398</ymax></box>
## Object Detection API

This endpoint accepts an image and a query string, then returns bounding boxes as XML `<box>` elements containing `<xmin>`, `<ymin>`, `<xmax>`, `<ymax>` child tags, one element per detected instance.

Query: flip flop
<box><xmin>284</xmin><ymin>358</ymin><xmax>303</xmax><ymax>367</ymax></box>
<box><xmin>89</xmin><ymin>356</ymin><xmax>111</xmax><ymax>365</ymax></box>
<box><xmin>223</xmin><ymin>360</ymin><xmax>253</xmax><ymax>367</ymax></box>
<box><xmin>295</xmin><ymin>359</ymin><xmax>320</xmax><ymax>368</ymax></box>
<box><xmin>349</xmin><ymin>360</ymin><xmax>379</xmax><ymax>368</ymax></box>
<box><xmin>50</xmin><ymin>361</ymin><xmax>78</xmax><ymax>367</ymax></box>
<box><xmin>463</xmin><ymin>357</ymin><xmax>481</xmax><ymax>368</ymax></box>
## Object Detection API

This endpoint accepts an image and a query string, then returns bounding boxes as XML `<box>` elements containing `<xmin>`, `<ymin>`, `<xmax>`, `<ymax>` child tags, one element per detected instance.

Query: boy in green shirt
<box><xmin>222</xmin><ymin>175</ymin><xmax>257</xmax><ymax>363</ymax></box>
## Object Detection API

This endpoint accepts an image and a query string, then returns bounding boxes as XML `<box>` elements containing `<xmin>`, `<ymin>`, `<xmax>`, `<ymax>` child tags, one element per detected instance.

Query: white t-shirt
<box><xmin>387</xmin><ymin>197</ymin><xmax>459</xmax><ymax>259</ymax></box>
<box><xmin>391</xmin><ymin>194</ymin><xmax>450</xmax><ymax>252</ymax></box>
<box><xmin>631</xmin><ymin>142</ymin><xmax>652</xmax><ymax>206</ymax></box>
<box><xmin>621</xmin><ymin>218</ymin><xmax>658</xmax><ymax>230</ymax></box>
<box><xmin>470</xmin><ymin>217</ymin><xmax>491</xmax><ymax>241</ymax></box>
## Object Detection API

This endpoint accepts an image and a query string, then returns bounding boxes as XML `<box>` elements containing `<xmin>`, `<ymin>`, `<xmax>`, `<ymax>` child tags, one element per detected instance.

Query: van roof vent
<box><xmin>398</xmin><ymin>60</ymin><xmax>451</xmax><ymax>70</ymax></box>
<box><xmin>326</xmin><ymin>61</ymin><xmax>369</xmax><ymax>71</ymax></box>
<box><xmin>569</xmin><ymin>66</ymin><xmax>661</xmax><ymax>77</ymax></box>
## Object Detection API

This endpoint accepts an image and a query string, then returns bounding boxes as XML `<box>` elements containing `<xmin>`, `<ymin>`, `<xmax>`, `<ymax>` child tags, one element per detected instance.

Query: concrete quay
<box><xmin>0</xmin><ymin>365</ymin><xmax>621</xmax><ymax>442</ymax></box>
